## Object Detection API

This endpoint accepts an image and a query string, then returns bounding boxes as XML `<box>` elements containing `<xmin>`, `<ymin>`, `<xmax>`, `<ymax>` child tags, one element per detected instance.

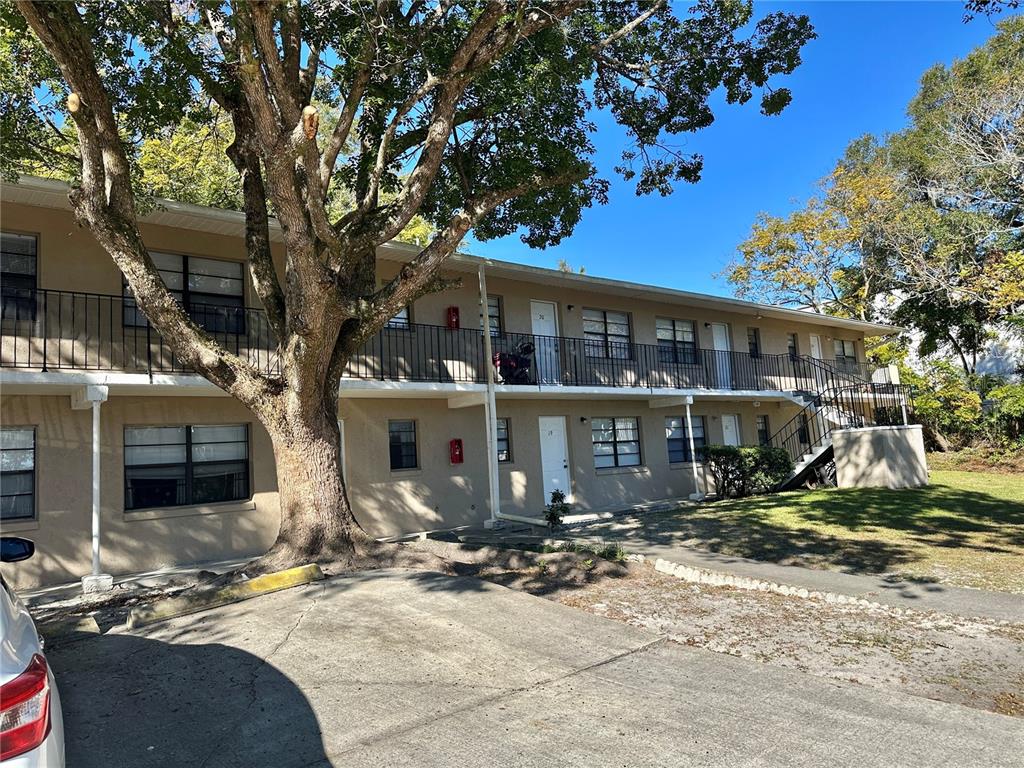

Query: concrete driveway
<box><xmin>50</xmin><ymin>570</ymin><xmax>1022</xmax><ymax>767</ymax></box>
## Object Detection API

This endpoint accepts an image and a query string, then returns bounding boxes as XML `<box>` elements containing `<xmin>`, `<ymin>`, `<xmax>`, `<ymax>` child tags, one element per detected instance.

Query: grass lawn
<box><xmin>666</xmin><ymin>470</ymin><xmax>1024</xmax><ymax>594</ymax></box>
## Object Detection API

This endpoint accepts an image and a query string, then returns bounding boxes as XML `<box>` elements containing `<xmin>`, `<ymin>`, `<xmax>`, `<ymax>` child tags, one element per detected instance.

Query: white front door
<box><xmin>710</xmin><ymin>322</ymin><xmax>732</xmax><ymax>387</ymax></box>
<box><xmin>530</xmin><ymin>300</ymin><xmax>560</xmax><ymax>384</ymax></box>
<box><xmin>538</xmin><ymin>416</ymin><xmax>571</xmax><ymax>502</ymax></box>
<box><xmin>721</xmin><ymin>414</ymin><xmax>741</xmax><ymax>446</ymax></box>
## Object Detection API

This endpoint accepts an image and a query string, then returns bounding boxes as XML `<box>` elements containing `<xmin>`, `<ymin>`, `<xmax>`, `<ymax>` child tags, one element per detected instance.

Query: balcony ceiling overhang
<box><xmin>3</xmin><ymin>175</ymin><xmax>900</xmax><ymax>337</ymax></box>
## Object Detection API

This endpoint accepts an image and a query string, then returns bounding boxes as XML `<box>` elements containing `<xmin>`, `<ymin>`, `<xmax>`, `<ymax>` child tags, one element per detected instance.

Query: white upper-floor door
<box><xmin>710</xmin><ymin>322</ymin><xmax>732</xmax><ymax>388</ymax></box>
<box><xmin>809</xmin><ymin>334</ymin><xmax>823</xmax><ymax>360</ymax></box>
<box><xmin>530</xmin><ymin>300</ymin><xmax>560</xmax><ymax>384</ymax></box>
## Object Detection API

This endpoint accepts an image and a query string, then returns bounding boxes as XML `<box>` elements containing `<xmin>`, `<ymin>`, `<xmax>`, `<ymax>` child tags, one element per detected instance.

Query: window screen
<box><xmin>124</xmin><ymin>424</ymin><xmax>249</xmax><ymax>510</ymax></box>
<box><xmin>1</xmin><ymin>428</ymin><xmax>35</xmax><ymax>520</ymax></box>
<box><xmin>583</xmin><ymin>309</ymin><xmax>631</xmax><ymax>359</ymax></box>
<box><xmin>592</xmin><ymin>417</ymin><xmax>641</xmax><ymax>468</ymax></box>
<box><xmin>656</xmin><ymin>318</ymin><xmax>697</xmax><ymax>364</ymax></box>
<box><xmin>665</xmin><ymin>416</ymin><xmax>705</xmax><ymax>463</ymax></box>
<box><xmin>389</xmin><ymin>420</ymin><xmax>418</xmax><ymax>470</ymax></box>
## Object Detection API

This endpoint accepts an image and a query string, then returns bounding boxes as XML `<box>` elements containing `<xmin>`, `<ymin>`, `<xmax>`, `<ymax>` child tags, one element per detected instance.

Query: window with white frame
<box><xmin>124</xmin><ymin>425</ymin><xmax>249</xmax><ymax>510</ymax></box>
<box><xmin>496</xmin><ymin>417</ymin><xmax>511</xmax><ymax>462</ymax></box>
<box><xmin>487</xmin><ymin>295</ymin><xmax>503</xmax><ymax>336</ymax></box>
<box><xmin>833</xmin><ymin>339</ymin><xmax>857</xmax><ymax>361</ymax></box>
<box><xmin>583</xmin><ymin>308</ymin><xmax>631</xmax><ymax>359</ymax></box>
<box><xmin>388</xmin><ymin>420</ymin><xmax>418</xmax><ymax>470</ymax></box>
<box><xmin>1</xmin><ymin>427</ymin><xmax>35</xmax><ymax>520</ymax></box>
<box><xmin>656</xmin><ymin>318</ymin><xmax>697</xmax><ymax>364</ymax></box>
<box><xmin>123</xmin><ymin>253</ymin><xmax>245</xmax><ymax>334</ymax></box>
<box><xmin>665</xmin><ymin>416</ymin><xmax>705</xmax><ymax>463</ymax></box>
<box><xmin>592</xmin><ymin>417</ymin><xmax>641</xmax><ymax>468</ymax></box>
<box><xmin>1</xmin><ymin>232</ymin><xmax>38</xmax><ymax>322</ymax></box>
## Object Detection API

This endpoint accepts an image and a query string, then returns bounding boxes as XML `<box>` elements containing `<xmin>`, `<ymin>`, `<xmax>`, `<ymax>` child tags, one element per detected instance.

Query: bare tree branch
<box><xmin>371</xmin><ymin>167</ymin><xmax>587</xmax><ymax>324</ymax></box>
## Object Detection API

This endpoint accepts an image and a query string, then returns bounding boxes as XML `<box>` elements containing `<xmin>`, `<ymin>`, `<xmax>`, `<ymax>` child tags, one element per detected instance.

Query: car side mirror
<box><xmin>0</xmin><ymin>537</ymin><xmax>35</xmax><ymax>563</ymax></box>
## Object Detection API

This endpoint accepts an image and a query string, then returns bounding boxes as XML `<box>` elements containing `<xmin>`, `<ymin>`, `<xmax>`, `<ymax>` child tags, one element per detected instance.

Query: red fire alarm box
<box><xmin>449</xmin><ymin>438</ymin><xmax>464</xmax><ymax>464</ymax></box>
<box><xmin>446</xmin><ymin>306</ymin><xmax>460</xmax><ymax>329</ymax></box>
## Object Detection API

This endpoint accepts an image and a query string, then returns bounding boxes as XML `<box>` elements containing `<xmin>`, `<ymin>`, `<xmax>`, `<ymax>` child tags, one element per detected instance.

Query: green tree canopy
<box><xmin>724</xmin><ymin>16</ymin><xmax>1024</xmax><ymax>374</ymax></box>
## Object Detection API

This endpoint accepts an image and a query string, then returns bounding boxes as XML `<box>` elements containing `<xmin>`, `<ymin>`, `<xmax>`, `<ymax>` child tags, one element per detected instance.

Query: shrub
<box><xmin>985</xmin><ymin>383</ymin><xmax>1024</xmax><ymax>441</ymax></box>
<box><xmin>900</xmin><ymin>361</ymin><xmax>983</xmax><ymax>449</ymax></box>
<box><xmin>701</xmin><ymin>445</ymin><xmax>794</xmax><ymax>498</ymax></box>
<box><xmin>544</xmin><ymin>489</ymin><xmax>570</xmax><ymax>530</ymax></box>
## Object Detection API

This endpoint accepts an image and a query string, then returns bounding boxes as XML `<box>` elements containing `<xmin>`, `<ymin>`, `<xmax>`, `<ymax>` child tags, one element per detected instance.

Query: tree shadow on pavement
<box><xmin>48</xmin><ymin>632</ymin><xmax>330</xmax><ymax>768</ymax></box>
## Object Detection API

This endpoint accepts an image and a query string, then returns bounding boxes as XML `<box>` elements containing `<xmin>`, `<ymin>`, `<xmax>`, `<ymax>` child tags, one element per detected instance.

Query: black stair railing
<box><xmin>767</xmin><ymin>382</ymin><xmax>914</xmax><ymax>468</ymax></box>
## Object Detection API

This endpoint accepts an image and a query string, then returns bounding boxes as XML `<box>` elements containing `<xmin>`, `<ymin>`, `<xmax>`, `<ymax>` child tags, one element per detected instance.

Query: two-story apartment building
<box><xmin>0</xmin><ymin>177</ymin><xmax>912</xmax><ymax>588</ymax></box>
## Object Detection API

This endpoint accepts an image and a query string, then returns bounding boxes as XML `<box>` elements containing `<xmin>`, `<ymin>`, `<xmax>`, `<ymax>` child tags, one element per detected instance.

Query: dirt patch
<box><xmin>928</xmin><ymin>449</ymin><xmax>1024</xmax><ymax>475</ymax></box>
<box><xmin>427</xmin><ymin>542</ymin><xmax>1024</xmax><ymax>718</ymax></box>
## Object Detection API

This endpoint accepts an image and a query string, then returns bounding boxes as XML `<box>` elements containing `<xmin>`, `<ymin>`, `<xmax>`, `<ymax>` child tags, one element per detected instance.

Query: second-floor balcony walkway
<box><xmin>1</xmin><ymin>288</ymin><xmax>887</xmax><ymax>394</ymax></box>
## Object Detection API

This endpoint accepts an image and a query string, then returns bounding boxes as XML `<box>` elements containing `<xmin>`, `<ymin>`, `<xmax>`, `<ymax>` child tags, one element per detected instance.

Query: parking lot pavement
<box><xmin>50</xmin><ymin>569</ymin><xmax>1023</xmax><ymax>768</ymax></box>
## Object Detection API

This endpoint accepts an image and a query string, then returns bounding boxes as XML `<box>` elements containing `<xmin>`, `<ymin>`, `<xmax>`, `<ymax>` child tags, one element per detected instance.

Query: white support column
<box><xmin>478</xmin><ymin>264</ymin><xmax>502</xmax><ymax>529</ymax></box>
<box><xmin>72</xmin><ymin>385</ymin><xmax>112</xmax><ymax>593</ymax></box>
<box><xmin>685</xmin><ymin>396</ymin><xmax>705</xmax><ymax>501</ymax></box>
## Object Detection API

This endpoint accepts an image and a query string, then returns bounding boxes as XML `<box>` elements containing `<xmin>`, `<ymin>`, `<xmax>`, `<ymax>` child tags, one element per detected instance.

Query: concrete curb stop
<box><xmin>653</xmin><ymin>558</ymin><xmax>895</xmax><ymax>614</ymax></box>
<box><xmin>39</xmin><ymin>615</ymin><xmax>102</xmax><ymax>645</ymax></box>
<box><xmin>127</xmin><ymin>563</ymin><xmax>325</xmax><ymax>629</ymax></box>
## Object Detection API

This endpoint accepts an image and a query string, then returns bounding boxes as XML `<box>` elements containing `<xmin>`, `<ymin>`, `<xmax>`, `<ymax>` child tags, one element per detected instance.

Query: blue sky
<box><xmin>466</xmin><ymin>1</ymin><xmax>1004</xmax><ymax>297</ymax></box>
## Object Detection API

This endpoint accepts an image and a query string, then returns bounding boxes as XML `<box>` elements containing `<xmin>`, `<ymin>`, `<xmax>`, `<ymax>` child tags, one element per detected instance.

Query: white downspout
<box><xmin>478</xmin><ymin>264</ymin><xmax>502</xmax><ymax>529</ymax></box>
<box><xmin>685</xmin><ymin>396</ymin><xmax>705</xmax><ymax>501</ymax></box>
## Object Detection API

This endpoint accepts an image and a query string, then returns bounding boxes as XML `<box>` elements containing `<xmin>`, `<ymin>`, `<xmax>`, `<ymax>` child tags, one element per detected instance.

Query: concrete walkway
<box><xmin>464</xmin><ymin>521</ymin><xmax>1024</xmax><ymax>623</ymax></box>
<box><xmin>50</xmin><ymin>570</ymin><xmax>1022</xmax><ymax>767</ymax></box>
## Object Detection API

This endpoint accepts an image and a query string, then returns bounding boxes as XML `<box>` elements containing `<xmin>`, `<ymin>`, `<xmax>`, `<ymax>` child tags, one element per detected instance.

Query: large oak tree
<box><xmin>4</xmin><ymin>1</ymin><xmax>813</xmax><ymax>570</ymax></box>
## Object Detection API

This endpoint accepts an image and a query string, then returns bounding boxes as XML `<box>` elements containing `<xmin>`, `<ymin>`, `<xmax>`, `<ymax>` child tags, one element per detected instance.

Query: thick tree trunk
<box><xmin>249</xmin><ymin>395</ymin><xmax>373</xmax><ymax>573</ymax></box>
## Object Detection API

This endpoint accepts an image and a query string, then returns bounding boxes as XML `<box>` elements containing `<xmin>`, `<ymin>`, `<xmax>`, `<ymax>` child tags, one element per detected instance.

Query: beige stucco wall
<box><xmin>0</xmin><ymin>394</ymin><xmax>279</xmax><ymax>589</ymax></box>
<box><xmin>832</xmin><ymin>425</ymin><xmax>928</xmax><ymax>490</ymax></box>
<box><xmin>340</xmin><ymin>394</ymin><xmax>803</xmax><ymax>535</ymax></box>
<box><xmin>1</xmin><ymin>389</ymin><xmax>803</xmax><ymax>587</ymax></box>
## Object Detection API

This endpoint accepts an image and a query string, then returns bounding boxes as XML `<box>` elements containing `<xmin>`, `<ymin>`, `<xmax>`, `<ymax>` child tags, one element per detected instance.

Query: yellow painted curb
<box><xmin>127</xmin><ymin>563</ymin><xmax>324</xmax><ymax>629</ymax></box>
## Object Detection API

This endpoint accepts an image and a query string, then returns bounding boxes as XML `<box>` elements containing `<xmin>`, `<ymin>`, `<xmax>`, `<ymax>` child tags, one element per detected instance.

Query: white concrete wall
<box><xmin>832</xmin><ymin>425</ymin><xmax>928</xmax><ymax>490</ymax></box>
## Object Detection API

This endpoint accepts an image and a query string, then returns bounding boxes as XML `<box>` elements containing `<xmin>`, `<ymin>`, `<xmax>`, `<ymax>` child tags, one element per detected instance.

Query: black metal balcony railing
<box><xmin>0</xmin><ymin>288</ymin><xmax>889</xmax><ymax>392</ymax></box>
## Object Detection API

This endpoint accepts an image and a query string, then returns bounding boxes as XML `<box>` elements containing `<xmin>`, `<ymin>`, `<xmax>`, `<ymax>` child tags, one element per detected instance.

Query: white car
<box><xmin>0</xmin><ymin>538</ymin><xmax>64</xmax><ymax>767</ymax></box>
